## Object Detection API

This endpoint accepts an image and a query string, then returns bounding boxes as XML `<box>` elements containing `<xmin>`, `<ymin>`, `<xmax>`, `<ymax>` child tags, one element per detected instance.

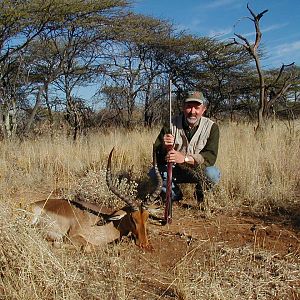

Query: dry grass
<box><xmin>213</xmin><ymin>121</ymin><xmax>300</xmax><ymax>213</ymax></box>
<box><xmin>171</xmin><ymin>244</ymin><xmax>300</xmax><ymax>300</ymax></box>
<box><xmin>0</xmin><ymin>120</ymin><xmax>300</xmax><ymax>299</ymax></box>
<box><xmin>0</xmin><ymin>203</ymin><xmax>131</xmax><ymax>300</ymax></box>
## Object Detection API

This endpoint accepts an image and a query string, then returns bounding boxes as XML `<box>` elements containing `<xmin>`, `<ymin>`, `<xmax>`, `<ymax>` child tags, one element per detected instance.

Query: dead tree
<box><xmin>231</xmin><ymin>4</ymin><xmax>296</xmax><ymax>130</ymax></box>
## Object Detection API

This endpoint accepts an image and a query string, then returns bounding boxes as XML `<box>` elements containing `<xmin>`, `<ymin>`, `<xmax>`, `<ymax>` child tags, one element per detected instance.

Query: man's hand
<box><xmin>166</xmin><ymin>149</ymin><xmax>185</xmax><ymax>164</ymax></box>
<box><xmin>163</xmin><ymin>133</ymin><xmax>175</xmax><ymax>150</ymax></box>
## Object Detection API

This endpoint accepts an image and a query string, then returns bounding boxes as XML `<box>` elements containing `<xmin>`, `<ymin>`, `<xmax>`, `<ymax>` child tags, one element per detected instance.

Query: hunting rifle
<box><xmin>164</xmin><ymin>79</ymin><xmax>173</xmax><ymax>224</ymax></box>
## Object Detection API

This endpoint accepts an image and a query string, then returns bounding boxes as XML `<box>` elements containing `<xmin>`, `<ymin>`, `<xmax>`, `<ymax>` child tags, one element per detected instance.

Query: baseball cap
<box><xmin>184</xmin><ymin>91</ymin><xmax>207</xmax><ymax>105</ymax></box>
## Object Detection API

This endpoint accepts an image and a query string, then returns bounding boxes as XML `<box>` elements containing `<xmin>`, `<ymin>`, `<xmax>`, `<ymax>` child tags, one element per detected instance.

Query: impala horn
<box><xmin>106</xmin><ymin>148</ymin><xmax>139</xmax><ymax>211</ymax></box>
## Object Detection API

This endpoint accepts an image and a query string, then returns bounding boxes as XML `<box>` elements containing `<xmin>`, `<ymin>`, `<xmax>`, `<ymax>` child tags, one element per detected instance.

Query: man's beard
<box><xmin>186</xmin><ymin>115</ymin><xmax>199</xmax><ymax>126</ymax></box>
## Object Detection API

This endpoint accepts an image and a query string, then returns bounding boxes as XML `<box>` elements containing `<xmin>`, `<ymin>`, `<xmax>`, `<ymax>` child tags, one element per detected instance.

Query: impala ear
<box><xmin>107</xmin><ymin>210</ymin><xmax>127</xmax><ymax>221</ymax></box>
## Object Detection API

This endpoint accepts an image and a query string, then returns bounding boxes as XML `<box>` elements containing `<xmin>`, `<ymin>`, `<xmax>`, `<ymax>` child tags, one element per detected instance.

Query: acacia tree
<box><xmin>231</xmin><ymin>4</ymin><xmax>298</xmax><ymax>130</ymax></box>
<box><xmin>147</xmin><ymin>34</ymin><xmax>256</xmax><ymax>120</ymax></box>
<box><xmin>99</xmin><ymin>14</ymin><xmax>175</xmax><ymax>128</ymax></box>
<box><xmin>49</xmin><ymin>1</ymin><xmax>131</xmax><ymax>139</ymax></box>
<box><xmin>0</xmin><ymin>0</ymin><xmax>131</xmax><ymax>139</ymax></box>
<box><xmin>0</xmin><ymin>0</ymin><xmax>57</xmax><ymax>138</ymax></box>
<box><xmin>185</xmin><ymin>38</ymin><xmax>253</xmax><ymax>118</ymax></box>
<box><xmin>49</xmin><ymin>26</ymin><xmax>101</xmax><ymax>140</ymax></box>
<box><xmin>24</xmin><ymin>34</ymin><xmax>66</xmax><ymax>132</ymax></box>
<box><xmin>0</xmin><ymin>54</ymin><xmax>30</xmax><ymax>138</ymax></box>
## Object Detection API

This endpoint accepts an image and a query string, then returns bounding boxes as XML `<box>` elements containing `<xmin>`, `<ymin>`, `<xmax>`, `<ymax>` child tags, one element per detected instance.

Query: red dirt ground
<box><xmin>148</xmin><ymin>205</ymin><xmax>300</xmax><ymax>265</ymax></box>
<box><xmin>115</xmin><ymin>201</ymin><xmax>299</xmax><ymax>300</ymax></box>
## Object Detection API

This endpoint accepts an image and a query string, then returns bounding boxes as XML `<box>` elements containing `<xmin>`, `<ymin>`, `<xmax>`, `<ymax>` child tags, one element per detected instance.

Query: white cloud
<box><xmin>208</xmin><ymin>27</ymin><xmax>233</xmax><ymax>38</ymax></box>
<box><xmin>175</xmin><ymin>19</ymin><xmax>205</xmax><ymax>35</ymax></box>
<box><xmin>275</xmin><ymin>40</ymin><xmax>300</xmax><ymax>55</ymax></box>
<box><xmin>263</xmin><ymin>40</ymin><xmax>300</xmax><ymax>67</ymax></box>
<box><xmin>204</xmin><ymin>0</ymin><xmax>239</xmax><ymax>9</ymax></box>
<box><xmin>262</xmin><ymin>23</ymin><xmax>289</xmax><ymax>33</ymax></box>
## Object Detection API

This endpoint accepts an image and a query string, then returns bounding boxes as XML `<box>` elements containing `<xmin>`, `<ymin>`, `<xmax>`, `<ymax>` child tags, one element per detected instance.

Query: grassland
<box><xmin>0</xmin><ymin>120</ymin><xmax>299</xmax><ymax>299</ymax></box>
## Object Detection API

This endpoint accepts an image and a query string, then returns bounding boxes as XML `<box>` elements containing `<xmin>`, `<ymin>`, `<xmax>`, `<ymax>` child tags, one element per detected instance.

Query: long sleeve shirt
<box><xmin>154</xmin><ymin>114</ymin><xmax>219</xmax><ymax>169</ymax></box>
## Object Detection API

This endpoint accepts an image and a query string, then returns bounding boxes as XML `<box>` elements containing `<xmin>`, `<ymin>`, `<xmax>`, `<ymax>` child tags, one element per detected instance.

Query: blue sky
<box><xmin>132</xmin><ymin>0</ymin><xmax>300</xmax><ymax>69</ymax></box>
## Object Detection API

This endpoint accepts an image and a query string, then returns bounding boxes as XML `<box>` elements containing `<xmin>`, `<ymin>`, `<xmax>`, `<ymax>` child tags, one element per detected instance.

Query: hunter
<box><xmin>150</xmin><ymin>91</ymin><xmax>220</xmax><ymax>203</ymax></box>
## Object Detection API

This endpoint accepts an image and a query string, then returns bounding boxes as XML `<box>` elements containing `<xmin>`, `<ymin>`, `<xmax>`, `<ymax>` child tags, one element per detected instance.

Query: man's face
<box><xmin>183</xmin><ymin>101</ymin><xmax>206</xmax><ymax>126</ymax></box>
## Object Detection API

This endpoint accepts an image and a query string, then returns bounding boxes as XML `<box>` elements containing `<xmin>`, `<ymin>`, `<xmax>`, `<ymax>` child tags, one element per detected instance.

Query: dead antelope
<box><xmin>30</xmin><ymin>148</ymin><xmax>162</xmax><ymax>250</ymax></box>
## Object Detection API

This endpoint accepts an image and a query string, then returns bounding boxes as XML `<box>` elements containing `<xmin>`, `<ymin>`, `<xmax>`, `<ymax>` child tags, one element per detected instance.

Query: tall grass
<box><xmin>1</xmin><ymin>121</ymin><xmax>299</xmax><ymax>212</ymax></box>
<box><xmin>0</xmin><ymin>120</ymin><xmax>299</xmax><ymax>299</ymax></box>
<box><xmin>0</xmin><ymin>128</ymin><xmax>157</xmax><ymax>203</ymax></box>
<box><xmin>217</xmin><ymin>121</ymin><xmax>300</xmax><ymax>212</ymax></box>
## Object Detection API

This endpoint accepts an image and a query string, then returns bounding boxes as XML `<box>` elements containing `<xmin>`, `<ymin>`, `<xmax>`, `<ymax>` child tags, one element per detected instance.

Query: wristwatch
<box><xmin>184</xmin><ymin>154</ymin><xmax>193</xmax><ymax>164</ymax></box>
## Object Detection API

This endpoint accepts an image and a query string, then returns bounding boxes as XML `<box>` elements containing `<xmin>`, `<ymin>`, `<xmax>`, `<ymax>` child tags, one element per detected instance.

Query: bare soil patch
<box><xmin>148</xmin><ymin>205</ymin><xmax>300</xmax><ymax>263</ymax></box>
<box><xmin>119</xmin><ymin>202</ymin><xmax>300</xmax><ymax>299</ymax></box>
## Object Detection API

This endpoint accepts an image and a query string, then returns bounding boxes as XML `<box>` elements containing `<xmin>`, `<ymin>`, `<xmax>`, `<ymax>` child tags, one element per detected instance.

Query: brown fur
<box><xmin>31</xmin><ymin>198</ymin><xmax>152</xmax><ymax>250</ymax></box>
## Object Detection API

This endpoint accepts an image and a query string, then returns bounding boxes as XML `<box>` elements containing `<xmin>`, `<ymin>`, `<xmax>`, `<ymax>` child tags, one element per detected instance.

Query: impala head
<box><xmin>106</xmin><ymin>147</ymin><xmax>162</xmax><ymax>250</ymax></box>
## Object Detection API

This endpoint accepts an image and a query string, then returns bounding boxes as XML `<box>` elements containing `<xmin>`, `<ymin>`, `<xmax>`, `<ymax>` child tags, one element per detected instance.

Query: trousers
<box><xmin>149</xmin><ymin>164</ymin><xmax>221</xmax><ymax>201</ymax></box>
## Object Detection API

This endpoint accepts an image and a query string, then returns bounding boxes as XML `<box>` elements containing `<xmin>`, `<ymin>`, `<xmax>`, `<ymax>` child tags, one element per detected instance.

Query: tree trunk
<box><xmin>24</xmin><ymin>86</ymin><xmax>43</xmax><ymax>135</ymax></box>
<box><xmin>1</xmin><ymin>99</ymin><xmax>18</xmax><ymax>140</ymax></box>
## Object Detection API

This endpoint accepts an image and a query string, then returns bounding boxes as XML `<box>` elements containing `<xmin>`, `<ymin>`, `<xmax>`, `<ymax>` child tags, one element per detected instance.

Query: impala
<box><xmin>31</xmin><ymin>148</ymin><xmax>162</xmax><ymax>251</ymax></box>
